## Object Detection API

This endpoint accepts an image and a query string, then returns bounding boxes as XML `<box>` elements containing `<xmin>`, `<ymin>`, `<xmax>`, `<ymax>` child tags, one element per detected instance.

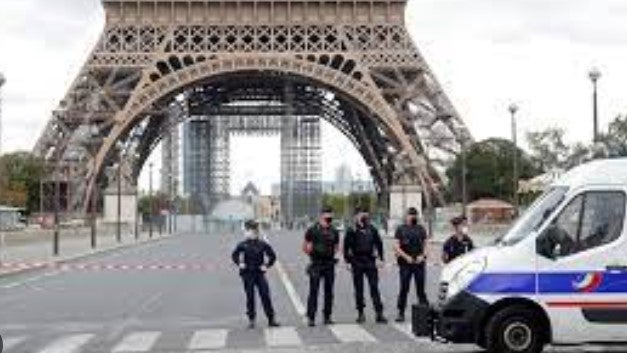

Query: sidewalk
<box><xmin>0</xmin><ymin>225</ymin><xmax>170</xmax><ymax>276</ymax></box>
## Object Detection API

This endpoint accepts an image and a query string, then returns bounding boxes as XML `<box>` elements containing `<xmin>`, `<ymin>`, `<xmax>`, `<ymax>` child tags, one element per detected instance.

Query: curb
<box><xmin>0</xmin><ymin>233</ymin><xmax>173</xmax><ymax>279</ymax></box>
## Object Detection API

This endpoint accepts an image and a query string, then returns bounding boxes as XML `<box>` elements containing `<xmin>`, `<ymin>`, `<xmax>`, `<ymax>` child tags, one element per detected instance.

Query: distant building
<box><xmin>334</xmin><ymin>164</ymin><xmax>353</xmax><ymax>195</ymax></box>
<box><xmin>241</xmin><ymin>181</ymin><xmax>261</xmax><ymax>204</ymax></box>
<box><xmin>274</xmin><ymin>173</ymin><xmax>375</xmax><ymax>196</ymax></box>
<box><xmin>0</xmin><ymin>205</ymin><xmax>23</xmax><ymax>231</ymax></box>
<box><xmin>467</xmin><ymin>198</ymin><xmax>516</xmax><ymax>224</ymax></box>
<box><xmin>255</xmin><ymin>195</ymin><xmax>281</xmax><ymax>222</ymax></box>
<box><xmin>210</xmin><ymin>199</ymin><xmax>254</xmax><ymax>222</ymax></box>
<box><xmin>322</xmin><ymin>179</ymin><xmax>375</xmax><ymax>194</ymax></box>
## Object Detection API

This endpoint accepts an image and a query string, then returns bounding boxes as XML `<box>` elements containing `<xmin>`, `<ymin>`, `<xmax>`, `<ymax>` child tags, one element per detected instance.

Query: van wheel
<box><xmin>485</xmin><ymin>306</ymin><xmax>545</xmax><ymax>353</ymax></box>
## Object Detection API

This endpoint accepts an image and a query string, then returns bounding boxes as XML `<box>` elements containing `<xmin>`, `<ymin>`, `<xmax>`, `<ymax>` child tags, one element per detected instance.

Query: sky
<box><xmin>1</xmin><ymin>0</ymin><xmax>627</xmax><ymax>193</ymax></box>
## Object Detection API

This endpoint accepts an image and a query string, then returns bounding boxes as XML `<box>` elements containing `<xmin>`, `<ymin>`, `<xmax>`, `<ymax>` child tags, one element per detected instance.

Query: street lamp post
<box><xmin>149</xmin><ymin>162</ymin><xmax>154</xmax><ymax>239</ymax></box>
<box><xmin>457</xmin><ymin>127</ymin><xmax>468</xmax><ymax>217</ymax></box>
<box><xmin>509</xmin><ymin>103</ymin><xmax>520</xmax><ymax>215</ymax></box>
<box><xmin>53</xmin><ymin>155</ymin><xmax>61</xmax><ymax>256</ymax></box>
<box><xmin>116</xmin><ymin>160</ymin><xmax>122</xmax><ymax>243</ymax></box>
<box><xmin>86</xmin><ymin>125</ymin><xmax>99</xmax><ymax>249</ymax></box>
<box><xmin>589</xmin><ymin>67</ymin><xmax>601</xmax><ymax>143</ymax></box>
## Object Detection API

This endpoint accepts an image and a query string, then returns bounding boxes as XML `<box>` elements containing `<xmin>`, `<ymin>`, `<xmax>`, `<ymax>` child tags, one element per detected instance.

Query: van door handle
<box><xmin>606</xmin><ymin>265</ymin><xmax>627</xmax><ymax>272</ymax></box>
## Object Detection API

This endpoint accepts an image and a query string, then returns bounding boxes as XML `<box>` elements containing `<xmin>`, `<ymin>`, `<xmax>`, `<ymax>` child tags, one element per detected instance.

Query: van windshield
<box><xmin>499</xmin><ymin>186</ymin><xmax>568</xmax><ymax>246</ymax></box>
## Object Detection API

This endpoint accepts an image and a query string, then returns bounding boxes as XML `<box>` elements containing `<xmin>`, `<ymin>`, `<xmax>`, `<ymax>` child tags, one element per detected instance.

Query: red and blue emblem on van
<box><xmin>572</xmin><ymin>272</ymin><xmax>604</xmax><ymax>293</ymax></box>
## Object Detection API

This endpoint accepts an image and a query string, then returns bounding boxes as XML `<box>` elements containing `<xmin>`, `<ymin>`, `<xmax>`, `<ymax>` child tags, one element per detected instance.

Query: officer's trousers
<box><xmin>396</xmin><ymin>263</ymin><xmax>428</xmax><ymax>313</ymax></box>
<box><xmin>351</xmin><ymin>263</ymin><xmax>384</xmax><ymax>314</ymax></box>
<box><xmin>241</xmin><ymin>272</ymin><xmax>275</xmax><ymax>321</ymax></box>
<box><xmin>306</xmin><ymin>263</ymin><xmax>335</xmax><ymax>320</ymax></box>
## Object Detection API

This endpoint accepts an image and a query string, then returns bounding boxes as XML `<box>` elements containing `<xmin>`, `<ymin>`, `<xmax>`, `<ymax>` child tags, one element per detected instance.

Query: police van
<box><xmin>414</xmin><ymin>158</ymin><xmax>627</xmax><ymax>353</ymax></box>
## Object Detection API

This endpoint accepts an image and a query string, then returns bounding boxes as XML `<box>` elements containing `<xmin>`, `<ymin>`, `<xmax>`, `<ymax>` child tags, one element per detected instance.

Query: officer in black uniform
<box><xmin>343</xmin><ymin>207</ymin><xmax>388</xmax><ymax>324</ymax></box>
<box><xmin>303</xmin><ymin>206</ymin><xmax>340</xmax><ymax>327</ymax></box>
<box><xmin>394</xmin><ymin>207</ymin><xmax>429</xmax><ymax>323</ymax></box>
<box><xmin>442</xmin><ymin>216</ymin><xmax>474</xmax><ymax>264</ymax></box>
<box><xmin>232</xmin><ymin>220</ymin><xmax>280</xmax><ymax>329</ymax></box>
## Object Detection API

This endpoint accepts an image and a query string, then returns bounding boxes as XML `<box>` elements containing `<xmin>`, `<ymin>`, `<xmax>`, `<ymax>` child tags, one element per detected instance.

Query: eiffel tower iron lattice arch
<box><xmin>33</xmin><ymin>0</ymin><xmax>471</xmax><ymax>215</ymax></box>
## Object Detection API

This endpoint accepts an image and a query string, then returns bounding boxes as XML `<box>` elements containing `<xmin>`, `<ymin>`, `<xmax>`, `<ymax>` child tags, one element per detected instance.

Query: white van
<box><xmin>414</xmin><ymin>158</ymin><xmax>627</xmax><ymax>353</ymax></box>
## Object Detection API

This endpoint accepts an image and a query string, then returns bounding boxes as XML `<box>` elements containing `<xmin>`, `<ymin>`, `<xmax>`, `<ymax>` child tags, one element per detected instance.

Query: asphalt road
<box><xmin>0</xmin><ymin>231</ymin><xmax>622</xmax><ymax>353</ymax></box>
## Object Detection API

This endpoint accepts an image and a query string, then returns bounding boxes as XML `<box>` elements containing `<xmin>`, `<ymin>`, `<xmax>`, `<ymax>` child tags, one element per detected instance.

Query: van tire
<box><xmin>485</xmin><ymin>305</ymin><xmax>545</xmax><ymax>353</ymax></box>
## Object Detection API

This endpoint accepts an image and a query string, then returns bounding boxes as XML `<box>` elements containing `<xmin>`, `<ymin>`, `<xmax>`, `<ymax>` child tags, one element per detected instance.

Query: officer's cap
<box><xmin>407</xmin><ymin>207</ymin><xmax>419</xmax><ymax>215</ymax></box>
<box><xmin>450</xmin><ymin>215</ymin><xmax>467</xmax><ymax>226</ymax></box>
<box><xmin>320</xmin><ymin>206</ymin><xmax>334</xmax><ymax>214</ymax></box>
<box><xmin>244</xmin><ymin>219</ymin><xmax>259</xmax><ymax>231</ymax></box>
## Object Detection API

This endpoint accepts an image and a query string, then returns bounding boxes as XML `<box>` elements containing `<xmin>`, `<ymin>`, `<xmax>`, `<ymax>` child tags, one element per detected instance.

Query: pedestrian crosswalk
<box><xmin>3</xmin><ymin>323</ymin><xmax>627</xmax><ymax>353</ymax></box>
<box><xmin>263</xmin><ymin>326</ymin><xmax>301</xmax><ymax>347</ymax></box>
<box><xmin>111</xmin><ymin>331</ymin><xmax>161</xmax><ymax>352</ymax></box>
<box><xmin>187</xmin><ymin>329</ymin><xmax>228</xmax><ymax>350</ymax></box>
<box><xmin>328</xmin><ymin>324</ymin><xmax>377</xmax><ymax>343</ymax></box>
<box><xmin>38</xmin><ymin>334</ymin><xmax>95</xmax><ymax>353</ymax></box>
<box><xmin>2</xmin><ymin>324</ymin><xmax>410</xmax><ymax>353</ymax></box>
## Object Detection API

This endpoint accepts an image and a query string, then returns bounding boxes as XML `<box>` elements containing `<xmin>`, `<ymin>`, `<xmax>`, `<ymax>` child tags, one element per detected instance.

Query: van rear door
<box><xmin>535</xmin><ymin>188</ymin><xmax>627</xmax><ymax>343</ymax></box>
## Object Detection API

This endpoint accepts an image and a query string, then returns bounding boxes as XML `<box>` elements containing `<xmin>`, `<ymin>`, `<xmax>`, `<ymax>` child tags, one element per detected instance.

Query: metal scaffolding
<box><xmin>173</xmin><ymin>80</ymin><xmax>322</xmax><ymax>220</ymax></box>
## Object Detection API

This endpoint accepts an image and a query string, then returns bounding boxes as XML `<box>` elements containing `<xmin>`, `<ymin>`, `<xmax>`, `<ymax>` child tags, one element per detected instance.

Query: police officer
<box><xmin>394</xmin><ymin>207</ymin><xmax>429</xmax><ymax>323</ymax></box>
<box><xmin>343</xmin><ymin>207</ymin><xmax>388</xmax><ymax>324</ymax></box>
<box><xmin>303</xmin><ymin>206</ymin><xmax>340</xmax><ymax>327</ymax></box>
<box><xmin>442</xmin><ymin>216</ymin><xmax>474</xmax><ymax>264</ymax></box>
<box><xmin>232</xmin><ymin>220</ymin><xmax>280</xmax><ymax>329</ymax></box>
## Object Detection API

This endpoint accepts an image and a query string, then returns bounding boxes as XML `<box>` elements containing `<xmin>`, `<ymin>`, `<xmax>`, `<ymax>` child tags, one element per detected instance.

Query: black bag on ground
<box><xmin>411</xmin><ymin>303</ymin><xmax>431</xmax><ymax>337</ymax></box>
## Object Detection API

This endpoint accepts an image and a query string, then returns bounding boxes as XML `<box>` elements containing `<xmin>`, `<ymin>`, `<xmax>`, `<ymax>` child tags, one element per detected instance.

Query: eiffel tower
<box><xmin>33</xmin><ymin>0</ymin><xmax>470</xmax><ymax>215</ymax></box>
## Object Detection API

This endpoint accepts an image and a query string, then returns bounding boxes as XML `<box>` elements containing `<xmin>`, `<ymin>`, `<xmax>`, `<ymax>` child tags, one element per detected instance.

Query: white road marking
<box><xmin>274</xmin><ymin>260</ymin><xmax>306</xmax><ymax>320</ymax></box>
<box><xmin>111</xmin><ymin>331</ymin><xmax>160</xmax><ymax>352</ymax></box>
<box><xmin>0</xmin><ymin>270</ymin><xmax>61</xmax><ymax>289</ymax></box>
<box><xmin>2</xmin><ymin>336</ymin><xmax>27</xmax><ymax>350</ymax></box>
<box><xmin>329</xmin><ymin>324</ymin><xmax>377</xmax><ymax>343</ymax></box>
<box><xmin>37</xmin><ymin>333</ymin><xmax>94</xmax><ymax>353</ymax></box>
<box><xmin>264</xmin><ymin>326</ymin><xmax>302</xmax><ymax>347</ymax></box>
<box><xmin>187</xmin><ymin>329</ymin><xmax>228</xmax><ymax>350</ymax></box>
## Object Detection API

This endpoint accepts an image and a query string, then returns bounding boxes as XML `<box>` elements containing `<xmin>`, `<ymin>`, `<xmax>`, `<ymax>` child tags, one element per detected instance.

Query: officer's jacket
<box><xmin>394</xmin><ymin>223</ymin><xmax>427</xmax><ymax>265</ymax></box>
<box><xmin>304</xmin><ymin>224</ymin><xmax>339</xmax><ymax>263</ymax></box>
<box><xmin>231</xmin><ymin>238</ymin><xmax>276</xmax><ymax>274</ymax></box>
<box><xmin>442</xmin><ymin>234</ymin><xmax>474</xmax><ymax>263</ymax></box>
<box><xmin>343</xmin><ymin>224</ymin><xmax>384</xmax><ymax>265</ymax></box>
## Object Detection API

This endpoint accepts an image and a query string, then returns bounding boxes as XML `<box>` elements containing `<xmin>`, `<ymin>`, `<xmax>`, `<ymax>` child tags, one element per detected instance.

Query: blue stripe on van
<box><xmin>467</xmin><ymin>271</ymin><xmax>627</xmax><ymax>295</ymax></box>
<box><xmin>467</xmin><ymin>273</ymin><xmax>536</xmax><ymax>294</ymax></box>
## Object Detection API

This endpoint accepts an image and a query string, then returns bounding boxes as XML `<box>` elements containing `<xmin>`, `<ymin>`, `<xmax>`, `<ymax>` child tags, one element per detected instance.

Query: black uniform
<box><xmin>442</xmin><ymin>234</ymin><xmax>474</xmax><ymax>263</ymax></box>
<box><xmin>231</xmin><ymin>238</ymin><xmax>277</xmax><ymax>322</ymax></box>
<box><xmin>344</xmin><ymin>222</ymin><xmax>385</xmax><ymax>315</ymax></box>
<box><xmin>305</xmin><ymin>223</ymin><xmax>340</xmax><ymax>321</ymax></box>
<box><xmin>395</xmin><ymin>223</ymin><xmax>429</xmax><ymax>314</ymax></box>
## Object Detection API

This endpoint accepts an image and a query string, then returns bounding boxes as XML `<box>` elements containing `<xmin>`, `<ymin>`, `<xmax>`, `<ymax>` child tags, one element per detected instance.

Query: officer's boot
<box><xmin>394</xmin><ymin>311</ymin><xmax>405</xmax><ymax>323</ymax></box>
<box><xmin>248</xmin><ymin>319</ymin><xmax>256</xmax><ymax>329</ymax></box>
<box><xmin>375</xmin><ymin>311</ymin><xmax>388</xmax><ymax>324</ymax></box>
<box><xmin>356</xmin><ymin>310</ymin><xmax>366</xmax><ymax>324</ymax></box>
<box><xmin>268</xmin><ymin>317</ymin><xmax>281</xmax><ymax>328</ymax></box>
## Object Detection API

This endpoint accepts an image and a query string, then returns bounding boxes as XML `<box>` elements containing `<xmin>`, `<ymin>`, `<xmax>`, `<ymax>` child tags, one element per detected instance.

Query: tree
<box><xmin>138</xmin><ymin>192</ymin><xmax>169</xmax><ymax>216</ymax></box>
<box><xmin>526</xmin><ymin>128</ymin><xmax>570</xmax><ymax>170</ymax></box>
<box><xmin>525</xmin><ymin>117</ymin><xmax>627</xmax><ymax>173</ymax></box>
<box><xmin>446</xmin><ymin>138</ymin><xmax>538</xmax><ymax>203</ymax></box>
<box><xmin>0</xmin><ymin>152</ymin><xmax>44</xmax><ymax>212</ymax></box>
<box><xmin>598</xmin><ymin>114</ymin><xmax>627</xmax><ymax>157</ymax></box>
<box><xmin>565</xmin><ymin>142</ymin><xmax>593</xmax><ymax>168</ymax></box>
<box><xmin>321</xmin><ymin>192</ymin><xmax>376</xmax><ymax>219</ymax></box>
